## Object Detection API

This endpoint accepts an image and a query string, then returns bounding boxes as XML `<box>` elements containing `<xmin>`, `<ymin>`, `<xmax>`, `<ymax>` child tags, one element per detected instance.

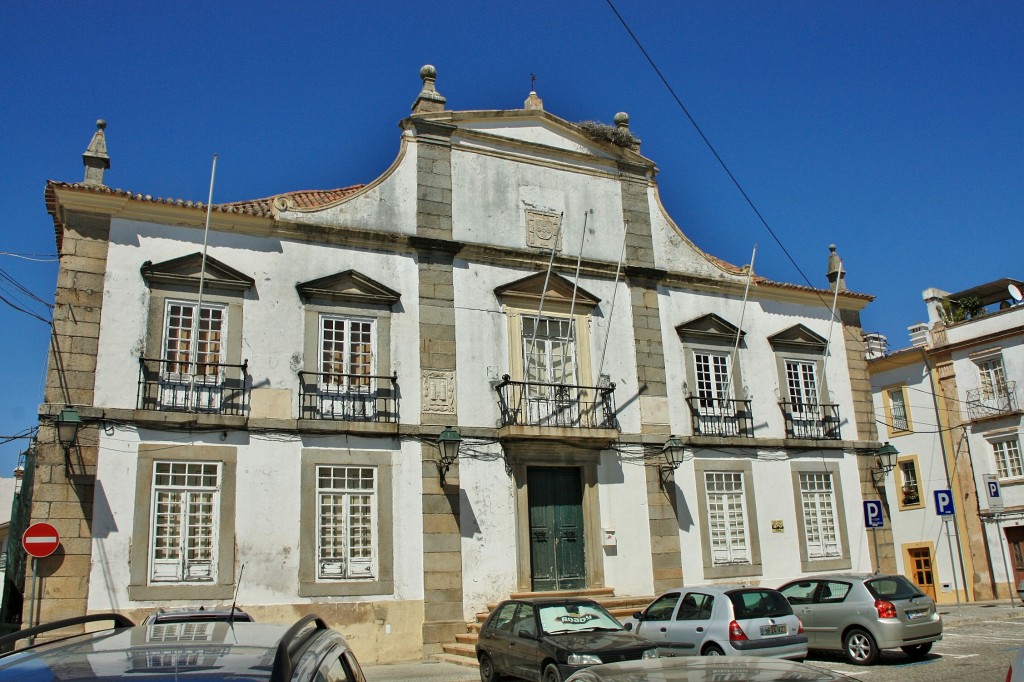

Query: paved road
<box><xmin>363</xmin><ymin>602</ymin><xmax>1024</xmax><ymax>682</ymax></box>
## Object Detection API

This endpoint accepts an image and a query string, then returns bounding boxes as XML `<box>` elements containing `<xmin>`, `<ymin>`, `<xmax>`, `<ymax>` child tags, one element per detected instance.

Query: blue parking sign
<box><xmin>934</xmin><ymin>489</ymin><xmax>954</xmax><ymax>516</ymax></box>
<box><xmin>863</xmin><ymin>500</ymin><xmax>884</xmax><ymax>528</ymax></box>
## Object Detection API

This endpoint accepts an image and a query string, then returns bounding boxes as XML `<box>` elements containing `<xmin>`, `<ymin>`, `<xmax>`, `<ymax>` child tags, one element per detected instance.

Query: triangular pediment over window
<box><xmin>140</xmin><ymin>253</ymin><xmax>254</xmax><ymax>292</ymax></box>
<box><xmin>676</xmin><ymin>313</ymin><xmax>745</xmax><ymax>345</ymax></box>
<box><xmin>768</xmin><ymin>324</ymin><xmax>828</xmax><ymax>353</ymax></box>
<box><xmin>494</xmin><ymin>272</ymin><xmax>600</xmax><ymax>312</ymax></box>
<box><xmin>296</xmin><ymin>270</ymin><xmax>401</xmax><ymax>308</ymax></box>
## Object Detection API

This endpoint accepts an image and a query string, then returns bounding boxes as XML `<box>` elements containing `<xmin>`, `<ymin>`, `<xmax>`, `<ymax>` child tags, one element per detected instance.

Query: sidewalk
<box><xmin>362</xmin><ymin>599</ymin><xmax>1024</xmax><ymax>682</ymax></box>
<box><xmin>935</xmin><ymin>596</ymin><xmax>1024</xmax><ymax>626</ymax></box>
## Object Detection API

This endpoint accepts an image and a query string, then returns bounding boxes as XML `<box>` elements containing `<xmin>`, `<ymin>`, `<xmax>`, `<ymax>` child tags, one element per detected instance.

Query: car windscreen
<box><xmin>539</xmin><ymin>603</ymin><xmax>623</xmax><ymax>635</ymax></box>
<box><xmin>728</xmin><ymin>590</ymin><xmax>794</xmax><ymax>619</ymax></box>
<box><xmin>865</xmin><ymin>575</ymin><xmax>926</xmax><ymax>600</ymax></box>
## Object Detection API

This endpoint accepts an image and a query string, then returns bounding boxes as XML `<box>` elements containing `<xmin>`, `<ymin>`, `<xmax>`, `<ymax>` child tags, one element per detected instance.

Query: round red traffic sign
<box><xmin>22</xmin><ymin>522</ymin><xmax>60</xmax><ymax>558</ymax></box>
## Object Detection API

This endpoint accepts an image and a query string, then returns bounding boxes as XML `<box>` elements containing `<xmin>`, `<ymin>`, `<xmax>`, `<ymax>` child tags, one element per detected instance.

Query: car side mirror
<box><xmin>622</xmin><ymin>622</ymin><xmax>633</xmax><ymax>631</ymax></box>
<box><xmin>632</xmin><ymin>611</ymin><xmax>643</xmax><ymax>621</ymax></box>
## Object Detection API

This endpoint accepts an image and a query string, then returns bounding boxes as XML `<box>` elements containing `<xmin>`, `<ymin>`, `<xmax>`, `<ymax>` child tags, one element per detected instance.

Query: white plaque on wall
<box><xmin>422</xmin><ymin>370</ymin><xmax>456</xmax><ymax>414</ymax></box>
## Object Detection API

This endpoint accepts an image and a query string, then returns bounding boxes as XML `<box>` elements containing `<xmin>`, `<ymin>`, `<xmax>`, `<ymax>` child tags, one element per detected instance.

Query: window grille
<box><xmin>800</xmin><ymin>472</ymin><xmax>840</xmax><ymax>559</ymax></box>
<box><xmin>150</xmin><ymin>461</ymin><xmax>219</xmax><ymax>583</ymax></box>
<box><xmin>317</xmin><ymin>465</ymin><xmax>377</xmax><ymax>580</ymax></box>
<box><xmin>705</xmin><ymin>472</ymin><xmax>749</xmax><ymax>564</ymax></box>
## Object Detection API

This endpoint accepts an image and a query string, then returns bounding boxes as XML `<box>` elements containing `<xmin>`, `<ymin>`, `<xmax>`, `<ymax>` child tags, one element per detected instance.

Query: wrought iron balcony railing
<box><xmin>137</xmin><ymin>357</ymin><xmax>250</xmax><ymax>416</ymax></box>
<box><xmin>298</xmin><ymin>371</ymin><xmax>399</xmax><ymax>422</ymax></box>
<box><xmin>966</xmin><ymin>381</ymin><xmax>1019</xmax><ymax>421</ymax></box>
<box><xmin>495</xmin><ymin>375</ymin><xmax>617</xmax><ymax>429</ymax></box>
<box><xmin>778</xmin><ymin>400</ymin><xmax>841</xmax><ymax>440</ymax></box>
<box><xmin>686</xmin><ymin>396</ymin><xmax>754</xmax><ymax>437</ymax></box>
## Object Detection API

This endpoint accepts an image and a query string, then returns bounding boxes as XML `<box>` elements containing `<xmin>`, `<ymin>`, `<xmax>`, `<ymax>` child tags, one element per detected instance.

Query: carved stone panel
<box><xmin>422</xmin><ymin>370</ymin><xmax>456</xmax><ymax>414</ymax></box>
<box><xmin>526</xmin><ymin>210</ymin><xmax>562</xmax><ymax>252</ymax></box>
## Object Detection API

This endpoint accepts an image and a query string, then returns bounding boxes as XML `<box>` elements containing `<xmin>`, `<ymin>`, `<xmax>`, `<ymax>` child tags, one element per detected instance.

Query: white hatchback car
<box><xmin>622</xmin><ymin>586</ymin><xmax>807</xmax><ymax>660</ymax></box>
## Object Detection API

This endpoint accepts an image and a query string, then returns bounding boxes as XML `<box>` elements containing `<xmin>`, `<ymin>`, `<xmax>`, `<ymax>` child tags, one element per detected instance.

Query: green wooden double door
<box><xmin>527</xmin><ymin>466</ymin><xmax>586</xmax><ymax>591</ymax></box>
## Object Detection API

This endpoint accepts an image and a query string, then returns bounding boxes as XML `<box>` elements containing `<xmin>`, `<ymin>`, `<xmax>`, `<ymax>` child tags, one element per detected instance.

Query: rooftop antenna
<box><xmin>1009</xmin><ymin>283</ymin><xmax>1023</xmax><ymax>304</ymax></box>
<box><xmin>228</xmin><ymin>563</ymin><xmax>245</xmax><ymax>624</ymax></box>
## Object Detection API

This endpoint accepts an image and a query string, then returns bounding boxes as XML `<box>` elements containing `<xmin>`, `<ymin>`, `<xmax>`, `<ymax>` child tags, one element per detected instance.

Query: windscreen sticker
<box><xmin>557</xmin><ymin>613</ymin><xmax>599</xmax><ymax>625</ymax></box>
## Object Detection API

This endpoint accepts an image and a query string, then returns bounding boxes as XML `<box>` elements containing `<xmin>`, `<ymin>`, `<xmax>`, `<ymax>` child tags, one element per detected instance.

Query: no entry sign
<box><xmin>22</xmin><ymin>522</ymin><xmax>60</xmax><ymax>558</ymax></box>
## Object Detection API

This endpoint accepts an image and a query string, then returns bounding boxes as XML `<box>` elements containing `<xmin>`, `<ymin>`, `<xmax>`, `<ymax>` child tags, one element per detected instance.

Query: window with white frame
<box><xmin>150</xmin><ymin>461</ymin><xmax>220</xmax><ymax>583</ymax></box>
<box><xmin>320</xmin><ymin>315</ymin><xmax>375</xmax><ymax>392</ymax></box>
<box><xmin>978</xmin><ymin>357</ymin><xmax>1008</xmax><ymax>399</ymax></box>
<box><xmin>522</xmin><ymin>316</ymin><xmax>580</xmax><ymax>425</ymax></box>
<box><xmin>785</xmin><ymin>359</ymin><xmax>819</xmax><ymax>409</ymax></box>
<box><xmin>888</xmin><ymin>387</ymin><xmax>910</xmax><ymax>432</ymax></box>
<box><xmin>694</xmin><ymin>352</ymin><xmax>732</xmax><ymax>410</ymax></box>
<box><xmin>899</xmin><ymin>460</ymin><xmax>921</xmax><ymax>505</ymax></box>
<box><xmin>705</xmin><ymin>472</ymin><xmax>749</xmax><ymax>565</ymax></box>
<box><xmin>317</xmin><ymin>465</ymin><xmax>377</xmax><ymax>580</ymax></box>
<box><xmin>993</xmin><ymin>437</ymin><xmax>1024</xmax><ymax>479</ymax></box>
<box><xmin>799</xmin><ymin>472</ymin><xmax>841</xmax><ymax>559</ymax></box>
<box><xmin>163</xmin><ymin>301</ymin><xmax>225</xmax><ymax>378</ymax></box>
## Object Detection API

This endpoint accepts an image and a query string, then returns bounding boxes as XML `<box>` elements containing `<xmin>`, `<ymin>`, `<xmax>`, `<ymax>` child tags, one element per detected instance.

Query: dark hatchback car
<box><xmin>0</xmin><ymin>612</ymin><xmax>364</xmax><ymax>681</ymax></box>
<box><xmin>476</xmin><ymin>597</ymin><xmax>658</xmax><ymax>682</ymax></box>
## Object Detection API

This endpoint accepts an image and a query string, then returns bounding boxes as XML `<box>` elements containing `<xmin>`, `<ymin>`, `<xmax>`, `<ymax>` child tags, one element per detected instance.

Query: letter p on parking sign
<box><xmin>934</xmin><ymin>489</ymin><xmax>954</xmax><ymax>516</ymax></box>
<box><xmin>863</xmin><ymin>500</ymin><xmax>884</xmax><ymax>528</ymax></box>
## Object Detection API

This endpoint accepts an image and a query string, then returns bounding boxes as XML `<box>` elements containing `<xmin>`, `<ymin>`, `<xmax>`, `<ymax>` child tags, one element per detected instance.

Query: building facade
<box><xmin>869</xmin><ymin>278</ymin><xmax>1024</xmax><ymax>603</ymax></box>
<box><xmin>30</xmin><ymin>67</ymin><xmax>884</xmax><ymax>661</ymax></box>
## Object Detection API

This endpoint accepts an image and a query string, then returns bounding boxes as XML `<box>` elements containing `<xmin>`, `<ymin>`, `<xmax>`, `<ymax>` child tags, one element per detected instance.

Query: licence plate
<box><xmin>760</xmin><ymin>624</ymin><xmax>787</xmax><ymax>636</ymax></box>
<box><xmin>906</xmin><ymin>609</ymin><xmax>928</xmax><ymax>620</ymax></box>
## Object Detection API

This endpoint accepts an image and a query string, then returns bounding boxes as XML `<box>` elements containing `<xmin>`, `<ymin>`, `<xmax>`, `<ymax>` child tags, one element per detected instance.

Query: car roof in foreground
<box><xmin>0</xmin><ymin>613</ymin><xmax>339</xmax><ymax>681</ymax></box>
<box><xmin>566</xmin><ymin>656</ymin><xmax>858</xmax><ymax>681</ymax></box>
<box><xmin>504</xmin><ymin>596</ymin><xmax>603</xmax><ymax>605</ymax></box>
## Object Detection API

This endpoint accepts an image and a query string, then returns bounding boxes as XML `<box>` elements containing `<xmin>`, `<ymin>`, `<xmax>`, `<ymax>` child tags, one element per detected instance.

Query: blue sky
<box><xmin>1</xmin><ymin>1</ymin><xmax>1021</xmax><ymax>474</ymax></box>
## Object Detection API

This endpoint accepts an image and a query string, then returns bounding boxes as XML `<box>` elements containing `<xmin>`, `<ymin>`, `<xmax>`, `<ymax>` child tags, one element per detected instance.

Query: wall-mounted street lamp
<box><xmin>56</xmin><ymin>407</ymin><xmax>82</xmax><ymax>452</ymax></box>
<box><xmin>872</xmin><ymin>441</ymin><xmax>899</xmax><ymax>486</ymax></box>
<box><xmin>436</xmin><ymin>427</ymin><xmax>462</xmax><ymax>484</ymax></box>
<box><xmin>659</xmin><ymin>435</ymin><xmax>686</xmax><ymax>487</ymax></box>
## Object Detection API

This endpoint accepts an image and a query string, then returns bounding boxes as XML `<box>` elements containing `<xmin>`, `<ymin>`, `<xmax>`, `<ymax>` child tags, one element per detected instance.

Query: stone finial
<box><xmin>82</xmin><ymin>119</ymin><xmax>110</xmax><ymax>186</ymax></box>
<box><xmin>826</xmin><ymin>244</ymin><xmax>847</xmax><ymax>292</ymax></box>
<box><xmin>614</xmin><ymin>112</ymin><xmax>630</xmax><ymax>129</ymax></box>
<box><xmin>524</xmin><ymin>90</ymin><xmax>544</xmax><ymax>111</ymax></box>
<box><xmin>411</xmin><ymin>64</ymin><xmax>447</xmax><ymax>114</ymax></box>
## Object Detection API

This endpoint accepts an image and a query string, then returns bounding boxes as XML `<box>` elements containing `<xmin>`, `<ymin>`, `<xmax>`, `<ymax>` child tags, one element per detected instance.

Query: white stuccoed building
<box><xmin>29</xmin><ymin>66</ymin><xmax>885</xmax><ymax>662</ymax></box>
<box><xmin>869</xmin><ymin>278</ymin><xmax>1024</xmax><ymax>605</ymax></box>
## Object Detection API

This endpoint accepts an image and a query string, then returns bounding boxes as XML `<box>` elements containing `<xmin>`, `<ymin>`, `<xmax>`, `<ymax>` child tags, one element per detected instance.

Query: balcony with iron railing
<box><xmin>298</xmin><ymin>371</ymin><xmax>399</xmax><ymax>423</ymax></box>
<box><xmin>685</xmin><ymin>396</ymin><xmax>754</xmax><ymax>438</ymax></box>
<box><xmin>778</xmin><ymin>400</ymin><xmax>842</xmax><ymax>440</ymax></box>
<box><xmin>495</xmin><ymin>375</ymin><xmax>617</xmax><ymax>431</ymax></box>
<box><xmin>137</xmin><ymin>357</ymin><xmax>250</xmax><ymax>416</ymax></box>
<box><xmin>965</xmin><ymin>381</ymin><xmax>1019</xmax><ymax>422</ymax></box>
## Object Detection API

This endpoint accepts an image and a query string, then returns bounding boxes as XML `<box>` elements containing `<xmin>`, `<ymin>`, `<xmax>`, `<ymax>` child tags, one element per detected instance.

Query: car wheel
<box><xmin>479</xmin><ymin>653</ymin><xmax>499</xmax><ymax>682</ymax></box>
<box><xmin>843</xmin><ymin>628</ymin><xmax>879</xmax><ymax>665</ymax></box>
<box><xmin>701</xmin><ymin>643</ymin><xmax>725</xmax><ymax>656</ymax></box>
<box><xmin>543</xmin><ymin>663</ymin><xmax>562</xmax><ymax>682</ymax></box>
<box><xmin>901</xmin><ymin>642</ymin><xmax>932</xmax><ymax>659</ymax></box>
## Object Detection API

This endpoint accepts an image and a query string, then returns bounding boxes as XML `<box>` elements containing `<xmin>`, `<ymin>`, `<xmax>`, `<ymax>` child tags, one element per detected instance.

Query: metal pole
<box><xmin>945</xmin><ymin>517</ymin><xmax>962</xmax><ymax>616</ymax></box>
<box><xmin>872</xmin><ymin>526</ymin><xmax>880</xmax><ymax>573</ymax></box>
<box><xmin>28</xmin><ymin>557</ymin><xmax>38</xmax><ymax>642</ymax></box>
<box><xmin>994</xmin><ymin>518</ymin><xmax>1017</xmax><ymax>608</ymax></box>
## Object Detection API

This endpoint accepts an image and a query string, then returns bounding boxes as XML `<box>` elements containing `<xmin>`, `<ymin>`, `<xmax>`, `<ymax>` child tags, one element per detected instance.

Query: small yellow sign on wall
<box><xmin>771</xmin><ymin>520</ymin><xmax>784</xmax><ymax>533</ymax></box>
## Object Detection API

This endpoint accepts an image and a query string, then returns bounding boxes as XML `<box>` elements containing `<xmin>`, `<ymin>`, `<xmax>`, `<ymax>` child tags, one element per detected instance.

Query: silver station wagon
<box><xmin>623</xmin><ymin>586</ymin><xmax>807</xmax><ymax>660</ymax></box>
<box><xmin>778</xmin><ymin>573</ymin><xmax>942</xmax><ymax>665</ymax></box>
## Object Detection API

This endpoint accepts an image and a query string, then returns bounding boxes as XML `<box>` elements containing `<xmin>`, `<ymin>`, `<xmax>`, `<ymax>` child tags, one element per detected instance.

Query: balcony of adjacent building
<box><xmin>136</xmin><ymin>357</ymin><xmax>251</xmax><ymax>427</ymax></box>
<box><xmin>297</xmin><ymin>371</ymin><xmax>399</xmax><ymax>431</ymax></box>
<box><xmin>778</xmin><ymin>400</ymin><xmax>842</xmax><ymax>441</ymax></box>
<box><xmin>685</xmin><ymin>395</ymin><xmax>755</xmax><ymax>438</ymax></box>
<box><xmin>966</xmin><ymin>381</ymin><xmax>1020</xmax><ymax>423</ymax></box>
<box><xmin>494</xmin><ymin>375</ymin><xmax>619</xmax><ymax>445</ymax></box>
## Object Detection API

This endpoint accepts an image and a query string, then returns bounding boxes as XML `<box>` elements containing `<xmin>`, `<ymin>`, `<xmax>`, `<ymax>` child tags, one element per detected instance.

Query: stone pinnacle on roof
<box><xmin>411</xmin><ymin>64</ymin><xmax>447</xmax><ymax>114</ymax></box>
<box><xmin>827</xmin><ymin>243</ymin><xmax>847</xmax><ymax>292</ymax></box>
<box><xmin>82</xmin><ymin>119</ymin><xmax>110</xmax><ymax>186</ymax></box>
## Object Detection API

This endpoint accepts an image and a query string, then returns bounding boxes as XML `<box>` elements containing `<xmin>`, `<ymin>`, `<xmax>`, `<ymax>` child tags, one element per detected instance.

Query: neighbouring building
<box><xmin>29</xmin><ymin>66</ymin><xmax>886</xmax><ymax>661</ymax></box>
<box><xmin>868</xmin><ymin>278</ymin><xmax>1024</xmax><ymax>603</ymax></box>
